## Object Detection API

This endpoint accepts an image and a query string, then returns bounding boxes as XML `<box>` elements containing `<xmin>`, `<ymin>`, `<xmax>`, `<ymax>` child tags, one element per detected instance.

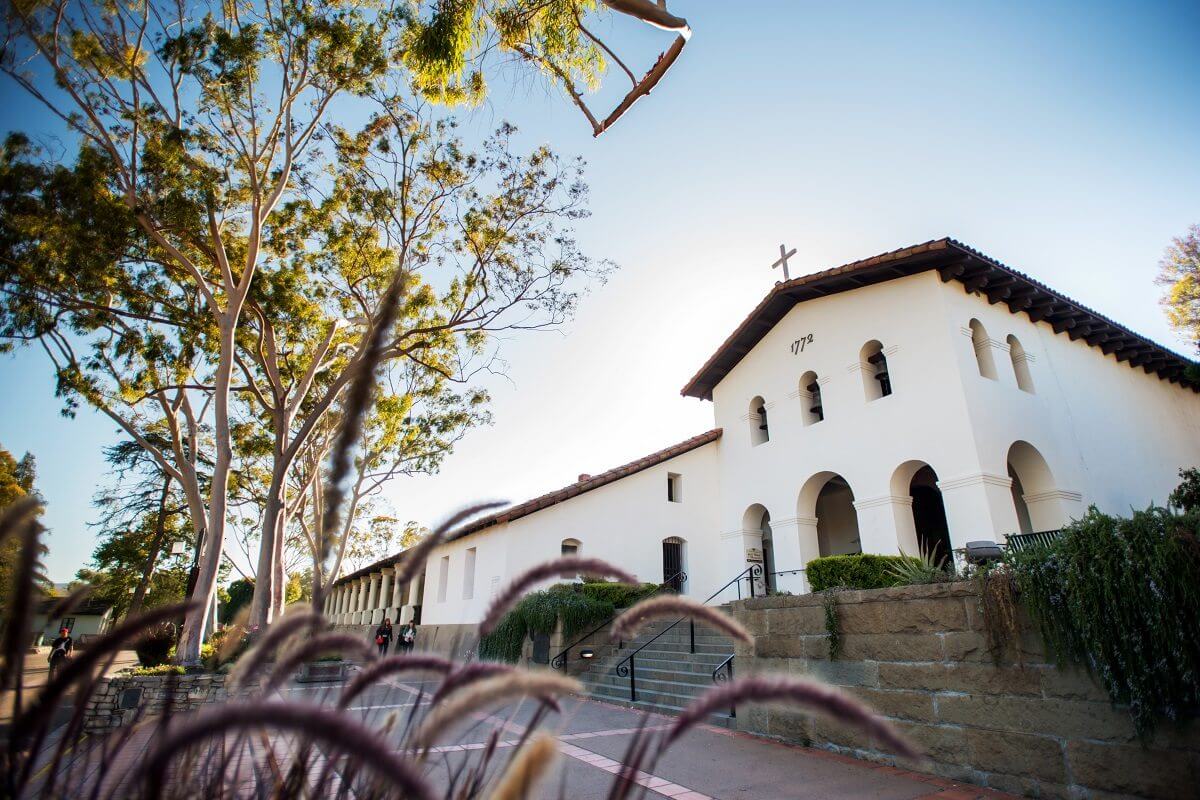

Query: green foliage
<box><xmin>806</xmin><ymin>554</ymin><xmax>915</xmax><ymax>592</ymax></box>
<box><xmin>821</xmin><ymin>590</ymin><xmax>843</xmax><ymax>660</ymax></box>
<box><xmin>478</xmin><ymin>583</ymin><xmax>614</xmax><ymax>663</ymax></box>
<box><xmin>0</xmin><ymin>444</ymin><xmax>44</xmax><ymax>601</ymax></box>
<box><xmin>134</xmin><ymin>623</ymin><xmax>177</xmax><ymax>667</ymax></box>
<box><xmin>1157</xmin><ymin>224</ymin><xmax>1200</xmax><ymax>355</ymax></box>
<box><xmin>220</xmin><ymin>579</ymin><xmax>255</xmax><ymax>625</ymax></box>
<box><xmin>202</xmin><ymin>625</ymin><xmax>255</xmax><ymax>670</ymax></box>
<box><xmin>124</xmin><ymin>664</ymin><xmax>186</xmax><ymax>677</ymax></box>
<box><xmin>1169</xmin><ymin>467</ymin><xmax>1200</xmax><ymax>512</ymax></box>
<box><xmin>1009</xmin><ymin>506</ymin><xmax>1200</xmax><ymax>736</ymax></box>
<box><xmin>577</xmin><ymin>580</ymin><xmax>658</xmax><ymax>609</ymax></box>
<box><xmin>285</xmin><ymin>570</ymin><xmax>312</xmax><ymax>606</ymax></box>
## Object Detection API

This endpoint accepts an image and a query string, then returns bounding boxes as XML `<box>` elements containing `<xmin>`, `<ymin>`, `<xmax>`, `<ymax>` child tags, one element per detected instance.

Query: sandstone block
<box><xmin>1067</xmin><ymin>740</ymin><xmax>1200</xmax><ymax>800</ymax></box>
<box><xmin>795</xmin><ymin>658</ymin><xmax>879</xmax><ymax>688</ymax></box>
<box><xmin>879</xmin><ymin>662</ymin><xmax>1042</xmax><ymax>696</ymax></box>
<box><xmin>937</xmin><ymin>694</ymin><xmax>1137</xmax><ymax>743</ymax></box>
<box><xmin>757</xmin><ymin>635</ymin><xmax>806</xmax><ymax>659</ymax></box>
<box><xmin>838</xmin><ymin>633</ymin><xmax>944</xmax><ymax>663</ymax></box>
<box><xmin>766</xmin><ymin>605</ymin><xmax>824</xmax><ymax>635</ymax></box>
<box><xmin>848</xmin><ymin>687</ymin><xmax>937</xmax><ymax>723</ymax></box>
<box><xmin>964</xmin><ymin>727</ymin><xmax>1066</xmax><ymax>783</ymax></box>
<box><xmin>766</xmin><ymin>708</ymin><xmax>813</xmax><ymax>742</ymax></box>
<box><xmin>837</xmin><ymin>597</ymin><xmax>969</xmax><ymax>635</ymax></box>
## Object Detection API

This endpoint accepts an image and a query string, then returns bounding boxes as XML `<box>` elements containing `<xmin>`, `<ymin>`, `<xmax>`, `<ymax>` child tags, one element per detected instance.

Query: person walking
<box><xmin>48</xmin><ymin>626</ymin><xmax>73</xmax><ymax>682</ymax></box>
<box><xmin>374</xmin><ymin>618</ymin><xmax>393</xmax><ymax>656</ymax></box>
<box><xmin>400</xmin><ymin>622</ymin><xmax>416</xmax><ymax>654</ymax></box>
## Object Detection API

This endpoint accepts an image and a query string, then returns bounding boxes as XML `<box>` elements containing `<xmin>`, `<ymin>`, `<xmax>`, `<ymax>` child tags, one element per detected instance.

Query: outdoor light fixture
<box><xmin>580</xmin><ymin>649</ymin><xmax>595</xmax><ymax>659</ymax></box>
<box><xmin>170</xmin><ymin>541</ymin><xmax>187</xmax><ymax>556</ymax></box>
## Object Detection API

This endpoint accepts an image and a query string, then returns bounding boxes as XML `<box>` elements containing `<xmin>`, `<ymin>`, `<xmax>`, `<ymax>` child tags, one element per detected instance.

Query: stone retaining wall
<box><xmin>729</xmin><ymin>582</ymin><xmax>1199</xmax><ymax>800</ymax></box>
<box><xmin>83</xmin><ymin>672</ymin><xmax>260</xmax><ymax>733</ymax></box>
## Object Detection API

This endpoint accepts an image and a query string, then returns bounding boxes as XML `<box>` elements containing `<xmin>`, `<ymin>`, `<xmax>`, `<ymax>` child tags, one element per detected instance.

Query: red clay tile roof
<box><xmin>332</xmin><ymin>428</ymin><xmax>722</xmax><ymax>587</ymax></box>
<box><xmin>681</xmin><ymin>238</ymin><xmax>1199</xmax><ymax>400</ymax></box>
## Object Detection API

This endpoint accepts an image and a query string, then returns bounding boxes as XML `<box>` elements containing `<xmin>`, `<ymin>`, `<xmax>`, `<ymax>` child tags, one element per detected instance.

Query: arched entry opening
<box><xmin>891</xmin><ymin>462</ymin><xmax>952</xmax><ymax>564</ymax></box>
<box><xmin>742</xmin><ymin>504</ymin><xmax>775</xmax><ymax>594</ymax></box>
<box><xmin>798</xmin><ymin>473</ymin><xmax>861</xmax><ymax>557</ymax></box>
<box><xmin>1006</xmin><ymin>441</ymin><xmax>1064</xmax><ymax>534</ymax></box>
<box><xmin>662</xmin><ymin>537</ymin><xmax>686</xmax><ymax>592</ymax></box>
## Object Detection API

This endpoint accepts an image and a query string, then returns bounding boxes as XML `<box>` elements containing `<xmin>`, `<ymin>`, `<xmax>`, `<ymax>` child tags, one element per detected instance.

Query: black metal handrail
<box><xmin>712</xmin><ymin>653</ymin><xmax>736</xmax><ymax>717</ymax></box>
<box><xmin>614</xmin><ymin>564</ymin><xmax>762</xmax><ymax>702</ymax></box>
<box><xmin>550</xmin><ymin>570</ymin><xmax>687</xmax><ymax>671</ymax></box>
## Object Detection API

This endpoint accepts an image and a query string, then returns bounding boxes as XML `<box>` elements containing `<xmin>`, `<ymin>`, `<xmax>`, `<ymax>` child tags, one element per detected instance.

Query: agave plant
<box><xmin>888</xmin><ymin>542</ymin><xmax>955</xmax><ymax>586</ymax></box>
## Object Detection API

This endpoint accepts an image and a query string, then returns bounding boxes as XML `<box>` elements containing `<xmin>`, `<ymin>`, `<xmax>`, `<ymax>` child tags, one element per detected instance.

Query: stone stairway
<box><xmin>577</xmin><ymin>616</ymin><xmax>736</xmax><ymax>728</ymax></box>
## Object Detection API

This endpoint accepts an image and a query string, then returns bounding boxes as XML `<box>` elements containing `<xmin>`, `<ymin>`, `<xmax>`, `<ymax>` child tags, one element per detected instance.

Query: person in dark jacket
<box><xmin>399</xmin><ymin>622</ymin><xmax>416</xmax><ymax>653</ymax></box>
<box><xmin>374</xmin><ymin>618</ymin><xmax>393</xmax><ymax>656</ymax></box>
<box><xmin>48</xmin><ymin>627</ymin><xmax>73</xmax><ymax>681</ymax></box>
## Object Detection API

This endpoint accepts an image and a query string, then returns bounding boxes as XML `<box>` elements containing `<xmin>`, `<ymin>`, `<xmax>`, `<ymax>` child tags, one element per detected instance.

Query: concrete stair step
<box><xmin>585</xmin><ymin>690</ymin><xmax>735</xmax><ymax>729</ymax></box>
<box><xmin>584</xmin><ymin>674</ymin><xmax>717</xmax><ymax>698</ymax></box>
<box><xmin>585</xmin><ymin>665</ymin><xmax>715</xmax><ymax>686</ymax></box>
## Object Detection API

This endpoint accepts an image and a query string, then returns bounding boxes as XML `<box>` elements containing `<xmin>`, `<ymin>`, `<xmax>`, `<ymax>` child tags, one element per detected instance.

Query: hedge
<box><xmin>578</xmin><ymin>581</ymin><xmax>659</xmax><ymax>609</ymax></box>
<box><xmin>806</xmin><ymin>554</ymin><xmax>914</xmax><ymax>592</ymax></box>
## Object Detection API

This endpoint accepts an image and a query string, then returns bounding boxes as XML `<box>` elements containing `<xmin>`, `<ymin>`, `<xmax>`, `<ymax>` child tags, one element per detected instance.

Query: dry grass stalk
<box><xmin>490</xmin><ymin>734</ymin><xmax>558</xmax><ymax>800</ymax></box>
<box><xmin>610</xmin><ymin>594</ymin><xmax>752</xmax><ymax>645</ymax></box>
<box><xmin>411</xmin><ymin>671</ymin><xmax>581</xmax><ymax>750</ymax></box>
<box><xmin>339</xmin><ymin>654</ymin><xmax>454</xmax><ymax>708</ymax></box>
<box><xmin>479</xmin><ymin>556</ymin><xmax>638</xmax><ymax>636</ymax></box>
<box><xmin>260</xmin><ymin>633</ymin><xmax>378</xmax><ymax>693</ymax></box>
<box><xmin>227</xmin><ymin>610</ymin><xmax>324</xmax><ymax>689</ymax></box>
<box><xmin>124</xmin><ymin>700</ymin><xmax>437</xmax><ymax>800</ymax></box>
<box><xmin>668</xmin><ymin>675</ymin><xmax>917</xmax><ymax>758</ymax></box>
<box><xmin>393</xmin><ymin>500</ymin><xmax>509</xmax><ymax>588</ymax></box>
<box><xmin>432</xmin><ymin>661</ymin><xmax>516</xmax><ymax>702</ymax></box>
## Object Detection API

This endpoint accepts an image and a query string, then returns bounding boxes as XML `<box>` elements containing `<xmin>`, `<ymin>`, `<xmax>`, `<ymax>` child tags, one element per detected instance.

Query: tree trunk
<box><xmin>248</xmin><ymin>473</ymin><xmax>285</xmax><ymax>628</ymax></box>
<box><xmin>176</xmin><ymin>320</ymin><xmax>236</xmax><ymax>664</ymax></box>
<box><xmin>126</xmin><ymin>477</ymin><xmax>172</xmax><ymax>619</ymax></box>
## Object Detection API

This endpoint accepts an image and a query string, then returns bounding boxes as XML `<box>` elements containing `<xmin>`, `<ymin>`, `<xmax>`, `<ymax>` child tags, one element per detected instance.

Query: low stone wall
<box><xmin>83</xmin><ymin>672</ymin><xmax>260</xmax><ymax>733</ymax></box>
<box><xmin>729</xmin><ymin>582</ymin><xmax>1200</xmax><ymax>800</ymax></box>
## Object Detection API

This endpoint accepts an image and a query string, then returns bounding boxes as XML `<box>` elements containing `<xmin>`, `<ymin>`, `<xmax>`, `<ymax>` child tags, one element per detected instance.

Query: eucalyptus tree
<box><xmin>0</xmin><ymin>0</ymin><xmax>637</xmax><ymax>661</ymax></box>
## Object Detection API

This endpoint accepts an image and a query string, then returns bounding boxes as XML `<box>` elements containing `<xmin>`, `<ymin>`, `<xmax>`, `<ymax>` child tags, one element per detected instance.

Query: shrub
<box><xmin>124</xmin><ymin>664</ymin><xmax>186</xmax><ymax>677</ymax></box>
<box><xmin>578</xmin><ymin>580</ymin><xmax>658</xmax><ymax>609</ymax></box>
<box><xmin>479</xmin><ymin>583</ymin><xmax>614</xmax><ymax>663</ymax></box>
<box><xmin>134</xmin><ymin>623</ymin><xmax>177</xmax><ymax>667</ymax></box>
<box><xmin>888</xmin><ymin>545</ymin><xmax>954</xmax><ymax>586</ymax></box>
<box><xmin>806</xmin><ymin>554</ymin><xmax>914</xmax><ymax>592</ymax></box>
<box><xmin>1009</xmin><ymin>505</ymin><xmax>1200</xmax><ymax>736</ymax></box>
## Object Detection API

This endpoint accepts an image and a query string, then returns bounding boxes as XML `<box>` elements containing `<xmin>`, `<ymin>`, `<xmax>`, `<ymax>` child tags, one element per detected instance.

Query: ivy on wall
<box><xmin>1009</xmin><ymin>504</ymin><xmax>1200</xmax><ymax>737</ymax></box>
<box><xmin>478</xmin><ymin>583</ymin><xmax>617</xmax><ymax>663</ymax></box>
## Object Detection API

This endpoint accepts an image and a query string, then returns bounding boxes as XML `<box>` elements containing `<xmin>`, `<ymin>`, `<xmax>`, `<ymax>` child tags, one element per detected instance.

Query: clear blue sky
<box><xmin>2</xmin><ymin>0</ymin><xmax>1198</xmax><ymax>581</ymax></box>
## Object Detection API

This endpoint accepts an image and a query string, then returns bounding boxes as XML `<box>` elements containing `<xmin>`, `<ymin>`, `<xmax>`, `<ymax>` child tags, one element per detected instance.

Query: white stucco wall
<box><xmin>419</xmin><ymin>440</ymin><xmax>722</xmax><ymax>626</ymax></box>
<box><xmin>709</xmin><ymin>269</ymin><xmax>1200</xmax><ymax>597</ymax></box>
<box><xmin>362</xmin><ymin>266</ymin><xmax>1200</xmax><ymax>628</ymax></box>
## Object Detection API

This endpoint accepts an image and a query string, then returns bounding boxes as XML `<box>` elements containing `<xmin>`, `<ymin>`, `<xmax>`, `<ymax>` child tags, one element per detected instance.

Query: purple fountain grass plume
<box><xmin>123</xmin><ymin>700</ymin><xmax>437</xmax><ymax>800</ymax></box>
<box><xmin>338</xmin><ymin>654</ymin><xmax>454</xmax><ymax>708</ymax></box>
<box><xmin>411</xmin><ymin>671</ymin><xmax>582</xmax><ymax>751</ymax></box>
<box><xmin>666</xmin><ymin>675</ymin><xmax>918</xmax><ymax>758</ymax></box>
<box><xmin>392</xmin><ymin>500</ymin><xmax>510</xmax><ymax>588</ymax></box>
<box><xmin>260</xmin><ymin>633</ymin><xmax>379</xmax><ymax>693</ymax></box>
<box><xmin>490</xmin><ymin>734</ymin><xmax>558</xmax><ymax>800</ymax></box>
<box><xmin>431</xmin><ymin>660</ymin><xmax>516</xmax><ymax>702</ymax></box>
<box><xmin>227</xmin><ymin>610</ymin><xmax>325</xmax><ymax>689</ymax></box>
<box><xmin>610</xmin><ymin>594</ymin><xmax>753</xmax><ymax>645</ymax></box>
<box><xmin>318</xmin><ymin>266</ymin><xmax>410</xmax><ymax>577</ymax></box>
<box><xmin>479</xmin><ymin>557</ymin><xmax>638</xmax><ymax>636</ymax></box>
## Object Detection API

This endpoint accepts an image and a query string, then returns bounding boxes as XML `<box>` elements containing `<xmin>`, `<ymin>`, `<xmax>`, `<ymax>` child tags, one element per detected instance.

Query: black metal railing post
<box><xmin>628</xmin><ymin>653</ymin><xmax>637</xmax><ymax>701</ymax></box>
<box><xmin>713</xmin><ymin>654</ymin><xmax>735</xmax><ymax>717</ymax></box>
<box><xmin>689</xmin><ymin>619</ymin><xmax>695</xmax><ymax>654</ymax></box>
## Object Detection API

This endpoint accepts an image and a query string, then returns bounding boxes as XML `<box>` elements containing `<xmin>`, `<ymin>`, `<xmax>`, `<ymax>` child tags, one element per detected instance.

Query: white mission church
<box><xmin>326</xmin><ymin>238</ymin><xmax>1200</xmax><ymax>646</ymax></box>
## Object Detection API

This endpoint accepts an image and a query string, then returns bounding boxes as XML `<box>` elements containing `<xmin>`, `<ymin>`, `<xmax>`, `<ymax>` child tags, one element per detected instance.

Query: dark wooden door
<box><xmin>662</xmin><ymin>540</ymin><xmax>683</xmax><ymax>591</ymax></box>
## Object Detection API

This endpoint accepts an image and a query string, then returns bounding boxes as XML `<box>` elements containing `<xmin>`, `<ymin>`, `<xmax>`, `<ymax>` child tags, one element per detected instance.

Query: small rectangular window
<box><xmin>463</xmin><ymin>548</ymin><xmax>476</xmax><ymax>600</ymax></box>
<box><xmin>437</xmin><ymin>555</ymin><xmax>450</xmax><ymax>603</ymax></box>
<box><xmin>667</xmin><ymin>473</ymin><xmax>682</xmax><ymax>503</ymax></box>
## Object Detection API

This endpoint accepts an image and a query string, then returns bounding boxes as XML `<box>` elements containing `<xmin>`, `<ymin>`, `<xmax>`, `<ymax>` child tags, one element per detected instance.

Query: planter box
<box><xmin>296</xmin><ymin>660</ymin><xmax>348</xmax><ymax>683</ymax></box>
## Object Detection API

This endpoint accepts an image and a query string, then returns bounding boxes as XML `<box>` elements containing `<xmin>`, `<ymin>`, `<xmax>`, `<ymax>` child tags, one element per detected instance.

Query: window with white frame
<box><xmin>667</xmin><ymin>472</ymin><xmax>683</xmax><ymax>502</ymax></box>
